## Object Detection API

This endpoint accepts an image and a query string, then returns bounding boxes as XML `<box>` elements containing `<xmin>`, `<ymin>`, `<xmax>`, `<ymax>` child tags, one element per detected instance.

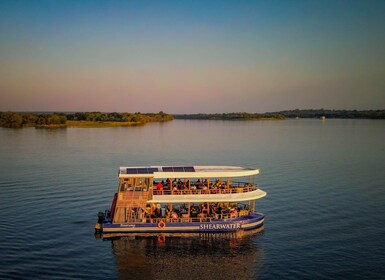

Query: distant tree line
<box><xmin>264</xmin><ymin>109</ymin><xmax>385</xmax><ymax>119</ymax></box>
<box><xmin>0</xmin><ymin>112</ymin><xmax>67</xmax><ymax>128</ymax></box>
<box><xmin>174</xmin><ymin>110</ymin><xmax>385</xmax><ymax>120</ymax></box>
<box><xmin>173</xmin><ymin>112</ymin><xmax>285</xmax><ymax>120</ymax></box>
<box><xmin>66</xmin><ymin>111</ymin><xmax>173</xmax><ymax>123</ymax></box>
<box><xmin>0</xmin><ymin>111</ymin><xmax>173</xmax><ymax>128</ymax></box>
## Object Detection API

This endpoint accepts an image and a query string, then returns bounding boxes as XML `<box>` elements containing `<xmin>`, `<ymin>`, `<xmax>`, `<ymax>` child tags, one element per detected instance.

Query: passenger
<box><xmin>195</xmin><ymin>179</ymin><xmax>200</xmax><ymax>187</ymax></box>
<box><xmin>163</xmin><ymin>181</ymin><xmax>170</xmax><ymax>191</ymax></box>
<box><xmin>183</xmin><ymin>183</ymin><xmax>189</xmax><ymax>194</ymax></box>
<box><xmin>211</xmin><ymin>184</ymin><xmax>217</xmax><ymax>194</ymax></box>
<box><xmin>172</xmin><ymin>185</ymin><xmax>179</xmax><ymax>194</ymax></box>
<box><xmin>214</xmin><ymin>179</ymin><xmax>220</xmax><ymax>187</ymax></box>
<box><xmin>155</xmin><ymin>206</ymin><xmax>162</xmax><ymax>218</ymax></box>
<box><xmin>202</xmin><ymin>184</ymin><xmax>208</xmax><ymax>193</ymax></box>
<box><xmin>204</xmin><ymin>179</ymin><xmax>208</xmax><ymax>187</ymax></box>
<box><xmin>217</xmin><ymin>205</ymin><xmax>222</xmax><ymax>218</ymax></box>
<box><xmin>190</xmin><ymin>204</ymin><xmax>198</xmax><ymax>218</ymax></box>
<box><xmin>191</xmin><ymin>185</ymin><xmax>197</xmax><ymax>193</ymax></box>
<box><xmin>202</xmin><ymin>203</ymin><xmax>208</xmax><ymax>214</ymax></box>
<box><xmin>165</xmin><ymin>206</ymin><xmax>171</xmax><ymax>216</ymax></box>
<box><xmin>156</xmin><ymin>183</ymin><xmax>163</xmax><ymax>195</ymax></box>
<box><xmin>230</xmin><ymin>208</ymin><xmax>238</xmax><ymax>218</ymax></box>
<box><xmin>179</xmin><ymin>203</ymin><xmax>187</xmax><ymax>214</ymax></box>
<box><xmin>177</xmin><ymin>179</ymin><xmax>183</xmax><ymax>189</ymax></box>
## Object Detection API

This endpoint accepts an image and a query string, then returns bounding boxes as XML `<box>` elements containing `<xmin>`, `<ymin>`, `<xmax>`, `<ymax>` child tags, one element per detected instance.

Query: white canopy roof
<box><xmin>148</xmin><ymin>188</ymin><xmax>267</xmax><ymax>203</ymax></box>
<box><xmin>119</xmin><ymin>165</ymin><xmax>260</xmax><ymax>179</ymax></box>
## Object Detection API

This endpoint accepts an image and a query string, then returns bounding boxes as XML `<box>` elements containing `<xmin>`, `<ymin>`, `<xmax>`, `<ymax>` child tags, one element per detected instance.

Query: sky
<box><xmin>0</xmin><ymin>0</ymin><xmax>384</xmax><ymax>113</ymax></box>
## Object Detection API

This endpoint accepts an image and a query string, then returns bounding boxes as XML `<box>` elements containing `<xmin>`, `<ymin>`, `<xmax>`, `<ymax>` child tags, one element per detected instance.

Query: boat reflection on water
<box><xmin>104</xmin><ymin>227</ymin><xmax>265</xmax><ymax>280</ymax></box>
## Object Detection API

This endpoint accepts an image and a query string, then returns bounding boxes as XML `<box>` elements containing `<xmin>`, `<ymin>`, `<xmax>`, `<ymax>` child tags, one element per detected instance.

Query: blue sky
<box><xmin>0</xmin><ymin>0</ymin><xmax>384</xmax><ymax>113</ymax></box>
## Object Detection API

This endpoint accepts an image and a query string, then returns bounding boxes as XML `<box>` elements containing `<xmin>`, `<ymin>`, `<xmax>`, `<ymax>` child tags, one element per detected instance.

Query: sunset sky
<box><xmin>0</xmin><ymin>0</ymin><xmax>384</xmax><ymax>113</ymax></box>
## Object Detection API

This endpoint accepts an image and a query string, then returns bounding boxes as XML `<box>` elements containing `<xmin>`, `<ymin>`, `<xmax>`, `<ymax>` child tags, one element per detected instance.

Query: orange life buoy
<box><xmin>158</xmin><ymin>234</ymin><xmax>166</xmax><ymax>243</ymax></box>
<box><xmin>158</xmin><ymin>221</ymin><xmax>166</xmax><ymax>229</ymax></box>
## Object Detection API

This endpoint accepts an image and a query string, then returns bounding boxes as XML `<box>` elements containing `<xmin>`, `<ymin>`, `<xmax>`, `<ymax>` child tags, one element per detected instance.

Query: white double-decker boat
<box><xmin>95</xmin><ymin>165</ymin><xmax>267</xmax><ymax>235</ymax></box>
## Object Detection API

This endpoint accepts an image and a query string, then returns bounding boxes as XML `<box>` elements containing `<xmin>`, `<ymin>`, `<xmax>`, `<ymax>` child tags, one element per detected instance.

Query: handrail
<box><xmin>152</xmin><ymin>185</ymin><xmax>258</xmax><ymax>196</ymax></box>
<box><xmin>116</xmin><ymin>191</ymin><xmax>150</xmax><ymax>208</ymax></box>
<box><xmin>128</xmin><ymin>215</ymin><xmax>248</xmax><ymax>224</ymax></box>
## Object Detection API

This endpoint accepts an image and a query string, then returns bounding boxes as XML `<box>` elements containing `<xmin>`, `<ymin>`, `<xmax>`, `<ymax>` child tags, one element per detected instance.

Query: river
<box><xmin>0</xmin><ymin>119</ymin><xmax>384</xmax><ymax>279</ymax></box>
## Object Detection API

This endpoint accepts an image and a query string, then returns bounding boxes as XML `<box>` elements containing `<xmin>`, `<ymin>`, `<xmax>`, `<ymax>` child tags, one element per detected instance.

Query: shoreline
<box><xmin>66</xmin><ymin>120</ymin><xmax>142</xmax><ymax>128</ymax></box>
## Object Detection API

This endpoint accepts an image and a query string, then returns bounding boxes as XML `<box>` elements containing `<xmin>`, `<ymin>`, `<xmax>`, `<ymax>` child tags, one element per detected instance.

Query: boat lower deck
<box><xmin>102</xmin><ymin>213</ymin><xmax>264</xmax><ymax>234</ymax></box>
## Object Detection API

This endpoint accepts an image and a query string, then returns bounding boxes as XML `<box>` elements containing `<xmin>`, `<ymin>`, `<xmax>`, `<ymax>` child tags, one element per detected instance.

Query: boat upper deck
<box><xmin>119</xmin><ymin>165</ymin><xmax>259</xmax><ymax>179</ymax></box>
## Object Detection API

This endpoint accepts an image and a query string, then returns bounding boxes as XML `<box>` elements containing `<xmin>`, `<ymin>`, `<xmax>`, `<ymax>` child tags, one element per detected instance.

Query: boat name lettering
<box><xmin>120</xmin><ymin>224</ymin><xmax>135</xmax><ymax>228</ymax></box>
<box><xmin>199</xmin><ymin>223</ymin><xmax>241</xmax><ymax>230</ymax></box>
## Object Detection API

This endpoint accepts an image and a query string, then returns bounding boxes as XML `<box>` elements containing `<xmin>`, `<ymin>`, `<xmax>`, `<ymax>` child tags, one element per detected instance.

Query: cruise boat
<box><xmin>95</xmin><ymin>165</ymin><xmax>267</xmax><ymax>235</ymax></box>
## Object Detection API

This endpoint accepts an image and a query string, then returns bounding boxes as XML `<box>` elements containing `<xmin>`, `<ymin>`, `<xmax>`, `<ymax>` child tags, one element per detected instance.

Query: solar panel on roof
<box><xmin>184</xmin><ymin>166</ymin><xmax>195</xmax><ymax>172</ymax></box>
<box><xmin>161</xmin><ymin>166</ymin><xmax>195</xmax><ymax>172</ymax></box>
<box><xmin>137</xmin><ymin>168</ymin><xmax>148</xmax><ymax>174</ymax></box>
<box><xmin>173</xmin><ymin>167</ymin><xmax>184</xmax><ymax>172</ymax></box>
<box><xmin>125</xmin><ymin>167</ymin><xmax>159</xmax><ymax>174</ymax></box>
<box><xmin>126</xmin><ymin>168</ymin><xmax>138</xmax><ymax>174</ymax></box>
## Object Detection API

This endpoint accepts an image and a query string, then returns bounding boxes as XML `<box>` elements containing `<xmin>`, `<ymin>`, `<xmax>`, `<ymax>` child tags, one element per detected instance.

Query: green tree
<box><xmin>0</xmin><ymin>112</ymin><xmax>23</xmax><ymax>128</ymax></box>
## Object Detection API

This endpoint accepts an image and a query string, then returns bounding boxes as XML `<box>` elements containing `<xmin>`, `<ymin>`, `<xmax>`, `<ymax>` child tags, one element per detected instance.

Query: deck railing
<box><xmin>126</xmin><ymin>211</ymin><xmax>252</xmax><ymax>224</ymax></box>
<box><xmin>152</xmin><ymin>185</ymin><xmax>258</xmax><ymax>196</ymax></box>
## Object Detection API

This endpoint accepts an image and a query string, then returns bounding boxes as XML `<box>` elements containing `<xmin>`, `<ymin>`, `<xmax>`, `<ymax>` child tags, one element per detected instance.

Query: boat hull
<box><xmin>102</xmin><ymin>213</ymin><xmax>264</xmax><ymax>234</ymax></box>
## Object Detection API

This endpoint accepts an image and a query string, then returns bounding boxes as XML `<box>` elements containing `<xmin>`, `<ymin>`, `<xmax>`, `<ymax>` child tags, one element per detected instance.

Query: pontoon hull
<box><xmin>102</xmin><ymin>213</ymin><xmax>264</xmax><ymax>234</ymax></box>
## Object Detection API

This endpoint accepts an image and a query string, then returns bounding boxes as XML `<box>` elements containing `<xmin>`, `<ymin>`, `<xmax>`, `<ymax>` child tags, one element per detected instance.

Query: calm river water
<box><xmin>1</xmin><ymin>119</ymin><xmax>384</xmax><ymax>279</ymax></box>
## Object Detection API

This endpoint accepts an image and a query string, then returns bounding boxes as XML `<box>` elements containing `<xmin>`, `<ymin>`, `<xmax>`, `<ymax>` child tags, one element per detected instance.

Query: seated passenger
<box><xmin>190</xmin><ymin>204</ymin><xmax>198</xmax><ymax>217</ymax></box>
<box><xmin>155</xmin><ymin>207</ymin><xmax>162</xmax><ymax>218</ymax></box>
<box><xmin>171</xmin><ymin>212</ymin><xmax>178</xmax><ymax>219</ymax></box>
<box><xmin>231</xmin><ymin>209</ymin><xmax>238</xmax><ymax>218</ymax></box>
<box><xmin>202</xmin><ymin>185</ymin><xmax>208</xmax><ymax>193</ymax></box>
<box><xmin>165</xmin><ymin>206</ymin><xmax>171</xmax><ymax>216</ymax></box>
<box><xmin>195</xmin><ymin>179</ymin><xmax>201</xmax><ymax>187</ymax></box>
<box><xmin>179</xmin><ymin>204</ymin><xmax>187</xmax><ymax>214</ymax></box>
<box><xmin>202</xmin><ymin>203</ymin><xmax>208</xmax><ymax>214</ymax></box>
<box><xmin>172</xmin><ymin>185</ymin><xmax>179</xmax><ymax>193</ymax></box>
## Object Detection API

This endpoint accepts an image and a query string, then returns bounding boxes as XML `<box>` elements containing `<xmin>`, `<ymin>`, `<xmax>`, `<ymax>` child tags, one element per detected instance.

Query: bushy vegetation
<box><xmin>173</xmin><ymin>112</ymin><xmax>285</xmax><ymax>120</ymax></box>
<box><xmin>66</xmin><ymin>111</ymin><xmax>173</xmax><ymax>123</ymax></box>
<box><xmin>0</xmin><ymin>111</ymin><xmax>173</xmax><ymax>128</ymax></box>
<box><xmin>0</xmin><ymin>112</ymin><xmax>66</xmax><ymax>128</ymax></box>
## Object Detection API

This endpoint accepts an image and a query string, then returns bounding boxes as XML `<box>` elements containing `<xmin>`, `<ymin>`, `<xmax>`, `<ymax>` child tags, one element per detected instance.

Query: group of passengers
<box><xmin>148</xmin><ymin>203</ymin><xmax>250</xmax><ymax>221</ymax></box>
<box><xmin>153</xmin><ymin>179</ymin><xmax>252</xmax><ymax>194</ymax></box>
